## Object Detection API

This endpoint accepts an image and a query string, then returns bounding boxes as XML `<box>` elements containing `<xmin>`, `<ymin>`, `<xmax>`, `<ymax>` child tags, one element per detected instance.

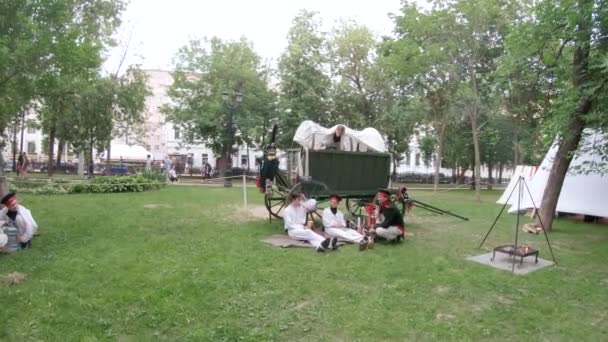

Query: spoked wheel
<box><xmin>345</xmin><ymin>198</ymin><xmax>373</xmax><ymax>217</ymax></box>
<box><xmin>290</xmin><ymin>180</ymin><xmax>330</xmax><ymax>200</ymax></box>
<box><xmin>264</xmin><ymin>173</ymin><xmax>293</xmax><ymax>220</ymax></box>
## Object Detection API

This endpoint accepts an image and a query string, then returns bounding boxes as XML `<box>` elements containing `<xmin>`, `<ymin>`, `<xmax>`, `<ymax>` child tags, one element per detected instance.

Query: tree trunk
<box><xmin>536</xmin><ymin>115</ymin><xmax>586</xmax><ymax>231</ymax></box>
<box><xmin>392</xmin><ymin>159</ymin><xmax>397</xmax><ymax>181</ymax></box>
<box><xmin>433</xmin><ymin>123</ymin><xmax>446</xmax><ymax>192</ymax></box>
<box><xmin>498</xmin><ymin>162</ymin><xmax>503</xmax><ymax>184</ymax></box>
<box><xmin>56</xmin><ymin>139</ymin><xmax>64</xmax><ymax>167</ymax></box>
<box><xmin>12</xmin><ymin>122</ymin><xmax>18</xmax><ymax>172</ymax></box>
<box><xmin>0</xmin><ymin>143</ymin><xmax>5</xmax><ymax>176</ymax></box>
<box><xmin>105</xmin><ymin>142</ymin><xmax>111</xmax><ymax>176</ymax></box>
<box><xmin>246</xmin><ymin>144</ymin><xmax>250</xmax><ymax>172</ymax></box>
<box><xmin>469</xmin><ymin>66</ymin><xmax>482</xmax><ymax>201</ymax></box>
<box><xmin>537</xmin><ymin>1</ymin><xmax>592</xmax><ymax>232</ymax></box>
<box><xmin>471</xmin><ymin>114</ymin><xmax>482</xmax><ymax>201</ymax></box>
<box><xmin>78</xmin><ymin>150</ymin><xmax>84</xmax><ymax>176</ymax></box>
<box><xmin>47</xmin><ymin>124</ymin><xmax>56</xmax><ymax>177</ymax></box>
<box><xmin>487</xmin><ymin>161</ymin><xmax>493</xmax><ymax>190</ymax></box>
<box><xmin>457</xmin><ymin>166</ymin><xmax>467</xmax><ymax>185</ymax></box>
<box><xmin>19</xmin><ymin>110</ymin><xmax>25</xmax><ymax>155</ymax></box>
<box><xmin>219</xmin><ymin>146</ymin><xmax>227</xmax><ymax>179</ymax></box>
<box><xmin>88</xmin><ymin>136</ymin><xmax>95</xmax><ymax>178</ymax></box>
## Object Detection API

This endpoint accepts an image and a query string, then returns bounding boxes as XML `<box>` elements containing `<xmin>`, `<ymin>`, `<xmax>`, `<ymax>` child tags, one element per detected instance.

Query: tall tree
<box><xmin>164</xmin><ymin>37</ymin><xmax>274</xmax><ymax>178</ymax></box>
<box><xmin>386</xmin><ymin>4</ymin><xmax>462</xmax><ymax>191</ymax></box>
<box><xmin>72</xmin><ymin>77</ymin><xmax>115</xmax><ymax>176</ymax></box>
<box><xmin>4</xmin><ymin>0</ymin><xmax>126</xmax><ymax>175</ymax></box>
<box><xmin>447</xmin><ymin>0</ymin><xmax>518</xmax><ymax>200</ymax></box>
<box><xmin>329</xmin><ymin>21</ymin><xmax>388</xmax><ymax>128</ymax></box>
<box><xmin>505</xmin><ymin>0</ymin><xmax>608</xmax><ymax>230</ymax></box>
<box><xmin>105</xmin><ymin>65</ymin><xmax>151</xmax><ymax>169</ymax></box>
<box><xmin>277</xmin><ymin>10</ymin><xmax>331</xmax><ymax>147</ymax></box>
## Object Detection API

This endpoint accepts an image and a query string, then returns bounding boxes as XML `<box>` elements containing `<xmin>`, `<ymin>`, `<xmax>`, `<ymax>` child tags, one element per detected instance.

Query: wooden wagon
<box><xmin>259</xmin><ymin>121</ymin><xmax>468</xmax><ymax>222</ymax></box>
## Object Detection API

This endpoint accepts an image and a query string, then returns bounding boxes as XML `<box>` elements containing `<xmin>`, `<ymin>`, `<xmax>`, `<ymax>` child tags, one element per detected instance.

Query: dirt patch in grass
<box><xmin>247</xmin><ymin>206</ymin><xmax>270</xmax><ymax>219</ymax></box>
<box><xmin>433</xmin><ymin>285</ymin><xmax>450</xmax><ymax>295</ymax></box>
<box><xmin>1</xmin><ymin>272</ymin><xmax>26</xmax><ymax>286</ymax></box>
<box><xmin>222</xmin><ymin>205</ymin><xmax>270</xmax><ymax>223</ymax></box>
<box><xmin>144</xmin><ymin>204</ymin><xmax>173</xmax><ymax>209</ymax></box>
<box><xmin>435</xmin><ymin>313</ymin><xmax>456</xmax><ymax>321</ymax></box>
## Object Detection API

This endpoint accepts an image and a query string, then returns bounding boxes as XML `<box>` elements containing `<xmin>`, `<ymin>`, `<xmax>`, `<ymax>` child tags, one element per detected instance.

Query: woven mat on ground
<box><xmin>262</xmin><ymin>233</ymin><xmax>350</xmax><ymax>248</ymax></box>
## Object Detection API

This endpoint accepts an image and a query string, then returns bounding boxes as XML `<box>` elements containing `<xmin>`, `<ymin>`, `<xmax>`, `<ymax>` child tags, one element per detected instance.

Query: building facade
<box><xmin>140</xmin><ymin>70</ymin><xmax>259</xmax><ymax>172</ymax></box>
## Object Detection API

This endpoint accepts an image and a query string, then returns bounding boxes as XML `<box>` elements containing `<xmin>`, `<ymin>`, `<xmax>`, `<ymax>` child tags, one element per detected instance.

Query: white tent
<box><xmin>293</xmin><ymin>120</ymin><xmax>387</xmax><ymax>153</ymax></box>
<box><xmin>508</xmin><ymin>129</ymin><xmax>608</xmax><ymax>217</ymax></box>
<box><xmin>496</xmin><ymin>165</ymin><xmax>538</xmax><ymax>205</ymax></box>
<box><xmin>101</xmin><ymin>144</ymin><xmax>151</xmax><ymax>161</ymax></box>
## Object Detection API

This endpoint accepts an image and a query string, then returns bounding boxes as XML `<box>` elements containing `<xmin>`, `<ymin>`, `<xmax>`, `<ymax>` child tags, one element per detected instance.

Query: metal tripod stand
<box><xmin>479</xmin><ymin>176</ymin><xmax>557</xmax><ymax>272</ymax></box>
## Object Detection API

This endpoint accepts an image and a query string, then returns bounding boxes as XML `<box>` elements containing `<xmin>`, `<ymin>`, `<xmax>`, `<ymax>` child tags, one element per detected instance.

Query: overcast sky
<box><xmin>103</xmin><ymin>0</ymin><xmax>429</xmax><ymax>74</ymax></box>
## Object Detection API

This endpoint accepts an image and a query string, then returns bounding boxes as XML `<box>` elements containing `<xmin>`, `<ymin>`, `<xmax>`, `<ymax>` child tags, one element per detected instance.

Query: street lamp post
<box><xmin>222</xmin><ymin>91</ymin><xmax>244</xmax><ymax>187</ymax></box>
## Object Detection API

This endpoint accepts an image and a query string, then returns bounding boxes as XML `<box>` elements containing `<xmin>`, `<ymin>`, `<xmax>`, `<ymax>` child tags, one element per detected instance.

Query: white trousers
<box><xmin>376</xmin><ymin>226</ymin><xmax>402</xmax><ymax>241</ymax></box>
<box><xmin>287</xmin><ymin>228</ymin><xmax>327</xmax><ymax>248</ymax></box>
<box><xmin>325</xmin><ymin>227</ymin><xmax>364</xmax><ymax>243</ymax></box>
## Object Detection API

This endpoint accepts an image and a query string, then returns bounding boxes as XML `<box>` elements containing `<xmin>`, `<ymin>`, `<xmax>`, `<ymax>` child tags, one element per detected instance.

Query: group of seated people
<box><xmin>0</xmin><ymin>192</ymin><xmax>38</xmax><ymax>252</ymax></box>
<box><xmin>284</xmin><ymin>189</ymin><xmax>405</xmax><ymax>252</ymax></box>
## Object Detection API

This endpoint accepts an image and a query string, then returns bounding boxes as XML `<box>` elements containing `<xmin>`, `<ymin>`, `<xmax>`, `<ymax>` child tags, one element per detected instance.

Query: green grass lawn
<box><xmin>1</xmin><ymin>186</ymin><xmax>607</xmax><ymax>341</ymax></box>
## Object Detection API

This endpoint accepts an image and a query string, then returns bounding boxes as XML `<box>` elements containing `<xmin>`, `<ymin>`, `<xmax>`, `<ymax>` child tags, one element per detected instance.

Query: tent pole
<box><xmin>512</xmin><ymin>176</ymin><xmax>522</xmax><ymax>273</ymax></box>
<box><xmin>479</xmin><ymin>176</ymin><xmax>521</xmax><ymax>249</ymax></box>
<box><xmin>522</xmin><ymin>178</ymin><xmax>558</xmax><ymax>264</ymax></box>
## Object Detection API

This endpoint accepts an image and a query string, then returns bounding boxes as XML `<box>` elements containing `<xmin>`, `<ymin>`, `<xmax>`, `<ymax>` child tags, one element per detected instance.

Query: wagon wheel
<box><xmin>345</xmin><ymin>198</ymin><xmax>373</xmax><ymax>218</ymax></box>
<box><xmin>290</xmin><ymin>179</ymin><xmax>330</xmax><ymax>201</ymax></box>
<box><xmin>287</xmin><ymin>180</ymin><xmax>330</xmax><ymax>226</ymax></box>
<box><xmin>264</xmin><ymin>173</ymin><xmax>293</xmax><ymax>219</ymax></box>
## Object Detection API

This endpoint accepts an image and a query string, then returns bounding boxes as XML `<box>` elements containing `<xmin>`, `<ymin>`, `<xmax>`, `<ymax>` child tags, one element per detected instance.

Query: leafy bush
<box><xmin>9</xmin><ymin>174</ymin><xmax>165</xmax><ymax>195</ymax></box>
<box><xmin>141</xmin><ymin>170</ymin><xmax>166</xmax><ymax>182</ymax></box>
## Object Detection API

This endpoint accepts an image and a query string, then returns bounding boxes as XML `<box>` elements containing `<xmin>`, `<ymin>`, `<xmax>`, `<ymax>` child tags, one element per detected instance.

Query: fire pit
<box><xmin>491</xmin><ymin>244</ymin><xmax>539</xmax><ymax>268</ymax></box>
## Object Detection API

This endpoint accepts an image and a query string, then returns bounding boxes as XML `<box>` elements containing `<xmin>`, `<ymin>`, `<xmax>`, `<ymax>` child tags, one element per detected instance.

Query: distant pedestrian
<box><xmin>145</xmin><ymin>154</ymin><xmax>152</xmax><ymax>172</ymax></box>
<box><xmin>168</xmin><ymin>167</ymin><xmax>179</xmax><ymax>183</ymax></box>
<box><xmin>16</xmin><ymin>153</ymin><xmax>24</xmax><ymax>176</ymax></box>
<box><xmin>18</xmin><ymin>152</ymin><xmax>30</xmax><ymax>177</ymax></box>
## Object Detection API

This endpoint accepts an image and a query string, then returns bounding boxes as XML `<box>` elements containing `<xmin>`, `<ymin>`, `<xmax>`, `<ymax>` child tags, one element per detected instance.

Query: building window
<box><xmin>27</xmin><ymin>142</ymin><xmax>36</xmax><ymax>154</ymax></box>
<box><xmin>202</xmin><ymin>154</ymin><xmax>208</xmax><ymax>164</ymax></box>
<box><xmin>415</xmin><ymin>153</ymin><xmax>420</xmax><ymax>166</ymax></box>
<box><xmin>241</xmin><ymin>155</ymin><xmax>248</xmax><ymax>166</ymax></box>
<box><xmin>27</xmin><ymin>125</ymin><xmax>36</xmax><ymax>134</ymax></box>
<box><xmin>174</xmin><ymin>128</ymin><xmax>180</xmax><ymax>139</ymax></box>
<box><xmin>154</xmin><ymin>145</ymin><xmax>159</xmax><ymax>151</ymax></box>
<box><xmin>406</xmin><ymin>153</ymin><xmax>411</xmax><ymax>166</ymax></box>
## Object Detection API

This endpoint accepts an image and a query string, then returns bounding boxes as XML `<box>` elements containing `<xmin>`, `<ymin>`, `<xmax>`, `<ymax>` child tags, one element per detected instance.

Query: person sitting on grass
<box><xmin>0</xmin><ymin>192</ymin><xmax>38</xmax><ymax>249</ymax></box>
<box><xmin>284</xmin><ymin>192</ymin><xmax>338</xmax><ymax>252</ymax></box>
<box><xmin>322</xmin><ymin>194</ymin><xmax>365</xmax><ymax>245</ymax></box>
<box><xmin>372</xmin><ymin>189</ymin><xmax>405</xmax><ymax>242</ymax></box>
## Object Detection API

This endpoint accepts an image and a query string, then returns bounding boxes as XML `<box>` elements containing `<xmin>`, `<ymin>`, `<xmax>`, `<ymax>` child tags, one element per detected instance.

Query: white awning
<box><xmin>293</xmin><ymin>120</ymin><xmax>387</xmax><ymax>153</ymax></box>
<box><xmin>101</xmin><ymin>144</ymin><xmax>151</xmax><ymax>161</ymax></box>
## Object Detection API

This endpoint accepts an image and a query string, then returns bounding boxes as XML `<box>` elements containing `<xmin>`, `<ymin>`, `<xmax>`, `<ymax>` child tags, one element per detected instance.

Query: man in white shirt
<box><xmin>284</xmin><ymin>192</ymin><xmax>337</xmax><ymax>252</ymax></box>
<box><xmin>322</xmin><ymin>194</ymin><xmax>365</xmax><ymax>243</ymax></box>
<box><xmin>0</xmin><ymin>193</ymin><xmax>37</xmax><ymax>249</ymax></box>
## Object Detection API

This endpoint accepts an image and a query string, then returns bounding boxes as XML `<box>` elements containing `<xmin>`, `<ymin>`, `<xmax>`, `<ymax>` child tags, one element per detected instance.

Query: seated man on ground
<box><xmin>322</xmin><ymin>194</ymin><xmax>365</xmax><ymax>245</ymax></box>
<box><xmin>0</xmin><ymin>192</ymin><xmax>38</xmax><ymax>249</ymax></box>
<box><xmin>284</xmin><ymin>192</ymin><xmax>338</xmax><ymax>252</ymax></box>
<box><xmin>372</xmin><ymin>189</ymin><xmax>405</xmax><ymax>242</ymax></box>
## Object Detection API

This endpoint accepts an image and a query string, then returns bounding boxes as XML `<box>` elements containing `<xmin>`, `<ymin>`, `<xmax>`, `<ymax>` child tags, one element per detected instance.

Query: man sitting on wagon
<box><xmin>322</xmin><ymin>194</ymin><xmax>365</xmax><ymax>244</ymax></box>
<box><xmin>372</xmin><ymin>189</ymin><xmax>405</xmax><ymax>242</ymax></box>
<box><xmin>284</xmin><ymin>191</ymin><xmax>338</xmax><ymax>252</ymax></box>
<box><xmin>323</xmin><ymin>125</ymin><xmax>346</xmax><ymax>150</ymax></box>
